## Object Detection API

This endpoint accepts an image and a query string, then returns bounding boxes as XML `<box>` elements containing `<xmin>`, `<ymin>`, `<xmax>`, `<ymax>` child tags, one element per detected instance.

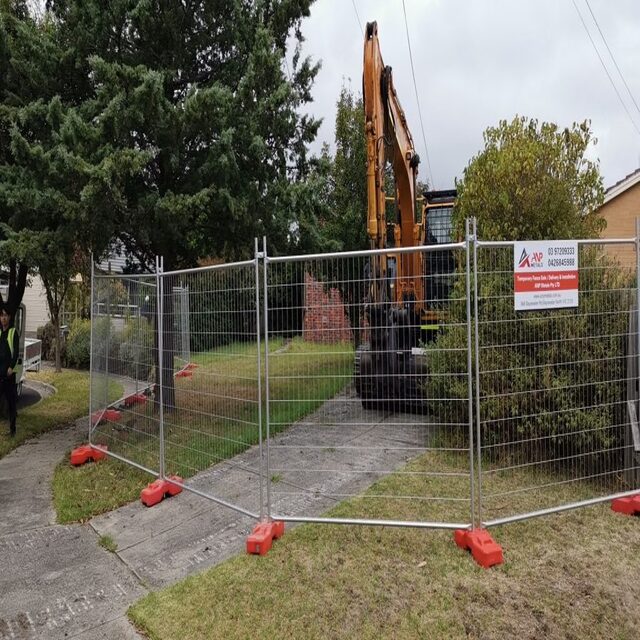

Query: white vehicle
<box><xmin>13</xmin><ymin>303</ymin><xmax>29</xmax><ymax>397</ymax></box>
<box><xmin>0</xmin><ymin>286</ymin><xmax>42</xmax><ymax>397</ymax></box>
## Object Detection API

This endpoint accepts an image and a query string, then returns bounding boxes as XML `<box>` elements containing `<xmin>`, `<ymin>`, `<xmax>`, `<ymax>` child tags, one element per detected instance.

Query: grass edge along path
<box><xmin>0</xmin><ymin>369</ymin><xmax>122</xmax><ymax>460</ymax></box>
<box><xmin>54</xmin><ymin>338</ymin><xmax>353</xmax><ymax>523</ymax></box>
<box><xmin>128</xmin><ymin>456</ymin><xmax>640</xmax><ymax>640</ymax></box>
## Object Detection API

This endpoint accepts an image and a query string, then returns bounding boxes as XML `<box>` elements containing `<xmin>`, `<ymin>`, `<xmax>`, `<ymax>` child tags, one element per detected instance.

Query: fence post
<box><xmin>156</xmin><ymin>255</ymin><xmax>166</xmax><ymax>481</ymax></box>
<box><xmin>88</xmin><ymin>255</ymin><xmax>95</xmax><ymax>442</ymax></box>
<box><xmin>104</xmin><ymin>265</ymin><xmax>110</xmax><ymax>411</ymax></box>
<box><xmin>634</xmin><ymin>218</ymin><xmax>640</xmax><ymax>487</ymax></box>
<box><xmin>465</xmin><ymin>218</ymin><xmax>476</xmax><ymax>529</ymax></box>
<box><xmin>262</xmin><ymin>236</ymin><xmax>272</xmax><ymax>520</ymax></box>
<box><xmin>636</xmin><ymin>217</ymin><xmax>640</xmax><ymax>416</ymax></box>
<box><xmin>472</xmin><ymin>217</ymin><xmax>484</xmax><ymax>528</ymax></box>
<box><xmin>255</xmin><ymin>238</ymin><xmax>265</xmax><ymax>522</ymax></box>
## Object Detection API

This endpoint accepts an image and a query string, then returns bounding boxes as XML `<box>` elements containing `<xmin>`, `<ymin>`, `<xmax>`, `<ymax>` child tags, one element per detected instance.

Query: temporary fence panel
<box><xmin>474</xmin><ymin>232</ymin><xmax>640</xmax><ymax>527</ymax></box>
<box><xmin>152</xmin><ymin>260</ymin><xmax>264</xmax><ymax>518</ymax></box>
<box><xmin>87</xmin><ymin>221</ymin><xmax>640</xmax><ymax>536</ymax></box>
<box><xmin>90</xmin><ymin>272</ymin><xmax>160</xmax><ymax>475</ymax></box>
<box><xmin>263</xmin><ymin>240</ymin><xmax>474</xmax><ymax>529</ymax></box>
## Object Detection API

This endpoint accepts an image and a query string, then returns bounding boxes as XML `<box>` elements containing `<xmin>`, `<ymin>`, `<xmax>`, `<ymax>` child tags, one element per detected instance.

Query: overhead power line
<box><xmin>351</xmin><ymin>0</ymin><xmax>364</xmax><ymax>37</ymax></box>
<box><xmin>571</xmin><ymin>0</ymin><xmax>640</xmax><ymax>137</ymax></box>
<box><xmin>584</xmin><ymin>0</ymin><xmax>640</xmax><ymax>119</ymax></box>
<box><xmin>401</xmin><ymin>0</ymin><xmax>435</xmax><ymax>189</ymax></box>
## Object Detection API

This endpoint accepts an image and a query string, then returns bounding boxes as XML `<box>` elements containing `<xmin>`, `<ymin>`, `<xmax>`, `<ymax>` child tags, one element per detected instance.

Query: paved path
<box><xmin>0</xmin><ymin>386</ymin><xmax>431</xmax><ymax>639</ymax></box>
<box><xmin>0</xmin><ymin>417</ymin><xmax>146</xmax><ymax>639</ymax></box>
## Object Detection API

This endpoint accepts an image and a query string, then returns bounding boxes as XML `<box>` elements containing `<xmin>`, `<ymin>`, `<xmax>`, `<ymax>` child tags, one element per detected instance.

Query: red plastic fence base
<box><xmin>70</xmin><ymin>444</ymin><xmax>108</xmax><ymax>466</ymax></box>
<box><xmin>91</xmin><ymin>409</ymin><xmax>122</xmax><ymax>425</ymax></box>
<box><xmin>611</xmin><ymin>495</ymin><xmax>640</xmax><ymax>516</ymax></box>
<box><xmin>185</xmin><ymin>363</ymin><xmax>199</xmax><ymax>371</ymax></box>
<box><xmin>123</xmin><ymin>394</ymin><xmax>147</xmax><ymax>407</ymax></box>
<box><xmin>454</xmin><ymin>528</ymin><xmax>503</xmax><ymax>568</ymax></box>
<box><xmin>175</xmin><ymin>370</ymin><xmax>193</xmax><ymax>378</ymax></box>
<box><xmin>246</xmin><ymin>521</ymin><xmax>285</xmax><ymax>556</ymax></box>
<box><xmin>140</xmin><ymin>476</ymin><xmax>184</xmax><ymax>507</ymax></box>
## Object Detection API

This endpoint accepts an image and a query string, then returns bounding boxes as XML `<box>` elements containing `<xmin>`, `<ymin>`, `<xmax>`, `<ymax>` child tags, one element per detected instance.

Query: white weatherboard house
<box><xmin>22</xmin><ymin>274</ymin><xmax>50</xmax><ymax>337</ymax></box>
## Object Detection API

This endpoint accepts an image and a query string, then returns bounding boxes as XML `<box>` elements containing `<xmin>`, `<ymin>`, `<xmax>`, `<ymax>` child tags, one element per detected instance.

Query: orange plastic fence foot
<box><xmin>246</xmin><ymin>521</ymin><xmax>285</xmax><ymax>556</ymax></box>
<box><xmin>175</xmin><ymin>370</ymin><xmax>193</xmax><ymax>378</ymax></box>
<box><xmin>611</xmin><ymin>495</ymin><xmax>640</xmax><ymax>516</ymax></box>
<box><xmin>70</xmin><ymin>444</ymin><xmax>108</xmax><ymax>466</ymax></box>
<box><xmin>123</xmin><ymin>394</ymin><xmax>147</xmax><ymax>407</ymax></box>
<box><xmin>91</xmin><ymin>409</ymin><xmax>122</xmax><ymax>425</ymax></box>
<box><xmin>140</xmin><ymin>476</ymin><xmax>183</xmax><ymax>507</ymax></box>
<box><xmin>454</xmin><ymin>528</ymin><xmax>503</xmax><ymax>568</ymax></box>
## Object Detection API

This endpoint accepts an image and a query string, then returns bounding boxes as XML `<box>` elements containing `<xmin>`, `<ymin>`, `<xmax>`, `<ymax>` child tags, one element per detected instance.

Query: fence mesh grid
<box><xmin>87</xmin><ymin>228</ymin><xmax>640</xmax><ymax>532</ymax></box>
<box><xmin>90</xmin><ymin>274</ymin><xmax>159</xmax><ymax>472</ymax></box>
<box><xmin>476</xmin><ymin>241</ymin><xmax>640</xmax><ymax>525</ymax></box>
<box><xmin>264</xmin><ymin>246</ymin><xmax>473</xmax><ymax>527</ymax></box>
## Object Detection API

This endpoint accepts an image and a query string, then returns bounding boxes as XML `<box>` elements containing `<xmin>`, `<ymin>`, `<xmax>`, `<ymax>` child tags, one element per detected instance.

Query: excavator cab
<box><xmin>424</xmin><ymin>189</ymin><xmax>457</xmax><ymax>314</ymax></box>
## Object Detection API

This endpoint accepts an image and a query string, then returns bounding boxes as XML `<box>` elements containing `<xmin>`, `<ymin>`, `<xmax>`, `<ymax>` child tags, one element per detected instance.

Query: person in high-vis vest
<box><xmin>0</xmin><ymin>307</ymin><xmax>19</xmax><ymax>437</ymax></box>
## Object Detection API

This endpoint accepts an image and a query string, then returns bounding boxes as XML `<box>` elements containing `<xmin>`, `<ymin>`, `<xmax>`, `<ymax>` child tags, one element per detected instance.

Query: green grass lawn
<box><xmin>54</xmin><ymin>338</ymin><xmax>354</xmax><ymax>523</ymax></box>
<box><xmin>128</xmin><ymin>452</ymin><xmax>640</xmax><ymax>640</ymax></box>
<box><xmin>0</xmin><ymin>369</ymin><xmax>121</xmax><ymax>460</ymax></box>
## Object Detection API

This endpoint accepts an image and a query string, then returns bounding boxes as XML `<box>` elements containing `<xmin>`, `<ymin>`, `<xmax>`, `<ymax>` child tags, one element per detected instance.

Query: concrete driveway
<box><xmin>0</xmin><ymin>387</ymin><xmax>433</xmax><ymax>639</ymax></box>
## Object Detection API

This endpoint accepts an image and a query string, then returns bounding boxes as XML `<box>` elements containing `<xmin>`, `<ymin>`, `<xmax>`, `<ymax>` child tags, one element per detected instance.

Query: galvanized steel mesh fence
<box><xmin>474</xmin><ymin>237</ymin><xmax>640</xmax><ymax>526</ymax></box>
<box><xmin>157</xmin><ymin>261</ymin><xmax>263</xmax><ymax>515</ymax></box>
<box><xmin>88</xmin><ymin>222</ymin><xmax>640</xmax><ymax>532</ymax></box>
<box><xmin>263</xmin><ymin>242</ymin><xmax>473</xmax><ymax>528</ymax></box>
<box><xmin>90</xmin><ymin>273</ymin><xmax>160</xmax><ymax>473</ymax></box>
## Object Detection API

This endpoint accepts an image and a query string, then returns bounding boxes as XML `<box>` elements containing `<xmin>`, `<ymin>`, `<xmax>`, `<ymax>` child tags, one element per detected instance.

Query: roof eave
<box><xmin>604</xmin><ymin>171</ymin><xmax>640</xmax><ymax>204</ymax></box>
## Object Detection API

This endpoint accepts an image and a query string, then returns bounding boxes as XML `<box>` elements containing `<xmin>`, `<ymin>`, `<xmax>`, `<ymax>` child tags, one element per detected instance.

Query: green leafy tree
<box><xmin>0</xmin><ymin>3</ymin><xmax>99</xmax><ymax>369</ymax></box>
<box><xmin>454</xmin><ymin>116</ymin><xmax>605</xmax><ymax>240</ymax></box>
<box><xmin>41</xmin><ymin>0</ymin><xmax>322</xmax><ymax>405</ymax></box>
<box><xmin>323</xmin><ymin>86</ymin><xmax>368</xmax><ymax>252</ymax></box>
<box><xmin>0</xmin><ymin>3</ymin><xmax>57</xmax><ymax>314</ymax></box>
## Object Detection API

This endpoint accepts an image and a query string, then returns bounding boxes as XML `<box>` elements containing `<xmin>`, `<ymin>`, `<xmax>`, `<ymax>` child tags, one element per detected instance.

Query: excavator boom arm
<box><xmin>363</xmin><ymin>21</ymin><xmax>422</xmax><ymax>303</ymax></box>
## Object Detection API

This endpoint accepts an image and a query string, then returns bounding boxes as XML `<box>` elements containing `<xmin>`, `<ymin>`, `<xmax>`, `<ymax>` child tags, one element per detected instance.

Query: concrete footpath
<box><xmin>0</xmin><ymin>387</ymin><xmax>428</xmax><ymax>639</ymax></box>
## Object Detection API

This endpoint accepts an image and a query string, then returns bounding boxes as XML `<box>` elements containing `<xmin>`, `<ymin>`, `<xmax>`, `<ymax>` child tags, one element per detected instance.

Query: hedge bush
<box><xmin>36</xmin><ymin>321</ymin><xmax>67</xmax><ymax>364</ymax></box>
<box><xmin>426</xmin><ymin>246</ymin><xmax>634</xmax><ymax>483</ymax></box>
<box><xmin>65</xmin><ymin>319</ymin><xmax>91</xmax><ymax>369</ymax></box>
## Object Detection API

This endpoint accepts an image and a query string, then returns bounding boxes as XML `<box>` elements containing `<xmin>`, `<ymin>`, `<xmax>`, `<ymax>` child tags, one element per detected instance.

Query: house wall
<box><xmin>22</xmin><ymin>275</ymin><xmax>50</xmax><ymax>337</ymax></box>
<box><xmin>598</xmin><ymin>180</ymin><xmax>640</xmax><ymax>271</ymax></box>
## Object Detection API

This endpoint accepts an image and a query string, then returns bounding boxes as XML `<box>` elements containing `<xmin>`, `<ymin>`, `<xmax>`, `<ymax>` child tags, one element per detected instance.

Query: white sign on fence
<box><xmin>514</xmin><ymin>240</ymin><xmax>579</xmax><ymax>310</ymax></box>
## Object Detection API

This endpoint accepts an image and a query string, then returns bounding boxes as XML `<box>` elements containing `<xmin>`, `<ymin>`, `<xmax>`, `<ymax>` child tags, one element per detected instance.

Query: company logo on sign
<box><xmin>517</xmin><ymin>248</ymin><xmax>543</xmax><ymax>269</ymax></box>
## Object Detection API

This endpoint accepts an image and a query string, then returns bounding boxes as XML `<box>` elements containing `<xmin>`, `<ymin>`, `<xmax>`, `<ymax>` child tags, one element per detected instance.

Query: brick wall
<box><xmin>302</xmin><ymin>273</ymin><xmax>353</xmax><ymax>343</ymax></box>
<box><xmin>599</xmin><ymin>181</ymin><xmax>640</xmax><ymax>271</ymax></box>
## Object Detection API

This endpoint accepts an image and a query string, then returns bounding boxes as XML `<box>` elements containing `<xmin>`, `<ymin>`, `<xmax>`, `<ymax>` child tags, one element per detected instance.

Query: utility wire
<box><xmin>584</xmin><ymin>0</ymin><xmax>640</xmax><ymax>119</ymax></box>
<box><xmin>351</xmin><ymin>0</ymin><xmax>364</xmax><ymax>37</ymax></box>
<box><xmin>401</xmin><ymin>0</ymin><xmax>435</xmax><ymax>188</ymax></box>
<box><xmin>571</xmin><ymin>0</ymin><xmax>640</xmax><ymax>137</ymax></box>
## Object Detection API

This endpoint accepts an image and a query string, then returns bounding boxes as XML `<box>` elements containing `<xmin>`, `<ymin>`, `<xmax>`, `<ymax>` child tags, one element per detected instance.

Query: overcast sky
<box><xmin>295</xmin><ymin>0</ymin><xmax>640</xmax><ymax>191</ymax></box>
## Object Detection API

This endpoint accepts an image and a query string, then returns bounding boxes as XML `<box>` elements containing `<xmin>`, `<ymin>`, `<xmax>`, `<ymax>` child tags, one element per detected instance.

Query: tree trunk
<box><xmin>53</xmin><ymin>311</ymin><xmax>62</xmax><ymax>373</ymax></box>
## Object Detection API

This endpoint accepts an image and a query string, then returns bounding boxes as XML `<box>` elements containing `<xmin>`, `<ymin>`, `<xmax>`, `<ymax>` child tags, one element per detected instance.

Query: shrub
<box><xmin>118</xmin><ymin>317</ymin><xmax>154</xmax><ymax>380</ymax></box>
<box><xmin>426</xmin><ymin>246</ymin><xmax>633</xmax><ymax>484</ymax></box>
<box><xmin>36</xmin><ymin>322</ymin><xmax>57</xmax><ymax>361</ymax></box>
<box><xmin>66</xmin><ymin>319</ymin><xmax>91</xmax><ymax>369</ymax></box>
<box><xmin>36</xmin><ymin>321</ymin><xmax>67</xmax><ymax>364</ymax></box>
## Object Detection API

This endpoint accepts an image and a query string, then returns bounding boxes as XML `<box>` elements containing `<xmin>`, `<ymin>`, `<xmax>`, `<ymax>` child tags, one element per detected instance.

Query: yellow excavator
<box><xmin>355</xmin><ymin>21</ymin><xmax>456</xmax><ymax>409</ymax></box>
